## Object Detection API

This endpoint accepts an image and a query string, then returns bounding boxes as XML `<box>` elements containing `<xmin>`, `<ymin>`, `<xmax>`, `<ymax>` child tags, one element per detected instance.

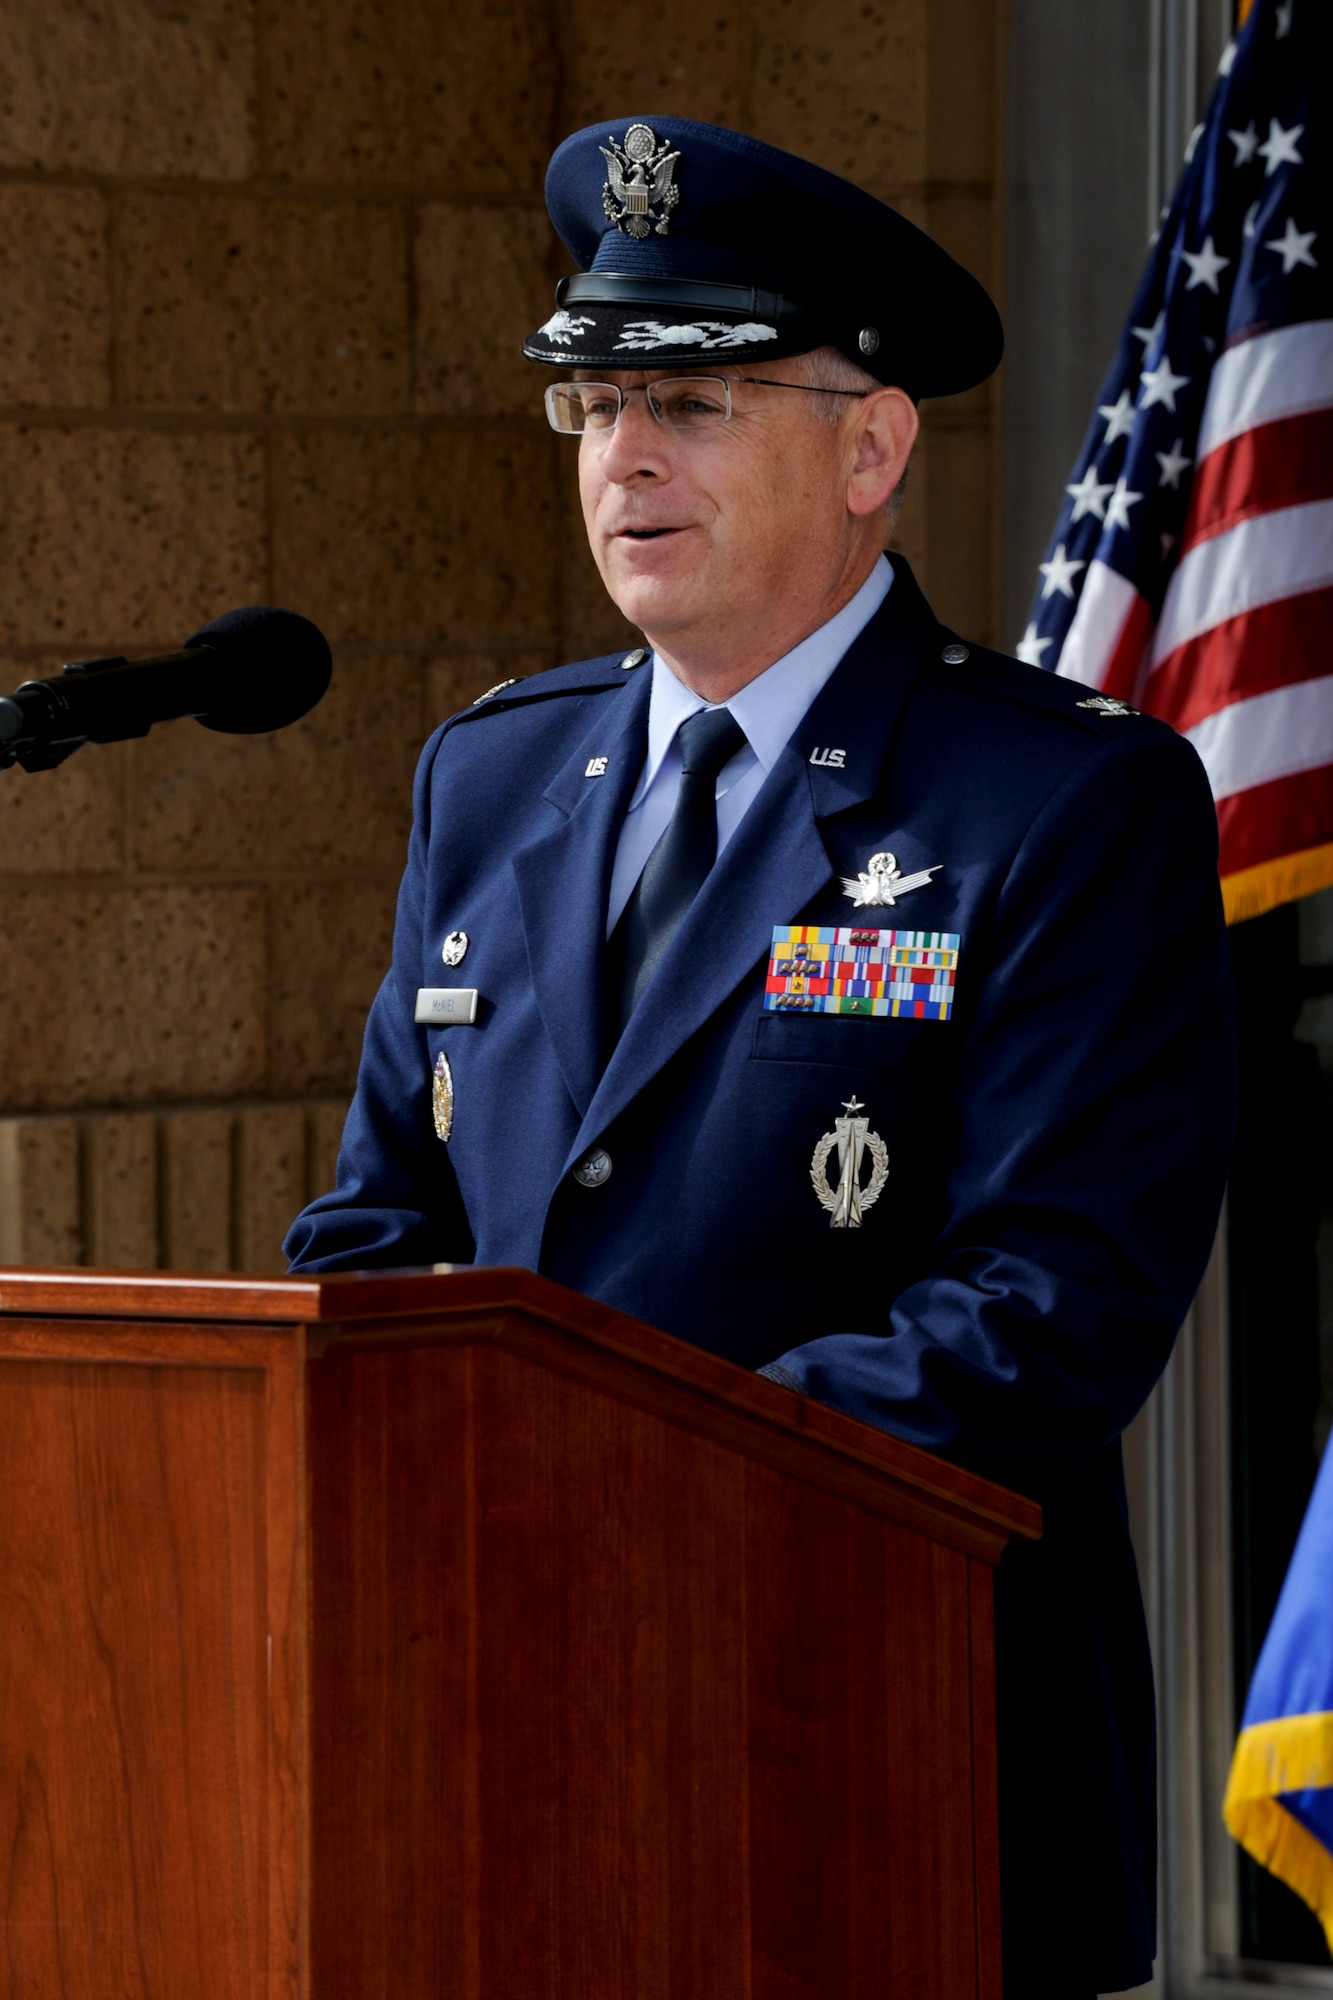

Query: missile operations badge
<box><xmin>810</xmin><ymin>1097</ymin><xmax>889</xmax><ymax>1229</ymax></box>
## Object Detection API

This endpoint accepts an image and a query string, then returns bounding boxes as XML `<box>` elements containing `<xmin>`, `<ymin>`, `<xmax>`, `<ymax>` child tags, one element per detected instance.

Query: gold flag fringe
<box><xmin>1224</xmin><ymin>1712</ymin><xmax>1333</xmax><ymax>1949</ymax></box>
<box><xmin>1222</xmin><ymin>842</ymin><xmax>1333</xmax><ymax>926</ymax></box>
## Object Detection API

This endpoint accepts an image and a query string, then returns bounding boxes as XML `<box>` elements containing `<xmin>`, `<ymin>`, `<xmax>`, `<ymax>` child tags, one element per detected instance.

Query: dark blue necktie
<box><xmin>611</xmin><ymin>706</ymin><xmax>748</xmax><ymax>1031</ymax></box>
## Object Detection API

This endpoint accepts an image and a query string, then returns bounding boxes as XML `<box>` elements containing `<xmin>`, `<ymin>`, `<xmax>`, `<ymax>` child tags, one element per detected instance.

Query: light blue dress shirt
<box><xmin>605</xmin><ymin>555</ymin><xmax>894</xmax><ymax>935</ymax></box>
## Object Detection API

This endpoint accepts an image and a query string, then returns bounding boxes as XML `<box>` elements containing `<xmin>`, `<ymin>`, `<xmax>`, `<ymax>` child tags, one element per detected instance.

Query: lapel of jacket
<box><xmin>512</xmin><ymin>669</ymin><xmax>651</xmax><ymax>1121</ymax></box>
<box><xmin>568</xmin><ymin>559</ymin><xmax>940</xmax><ymax>1161</ymax></box>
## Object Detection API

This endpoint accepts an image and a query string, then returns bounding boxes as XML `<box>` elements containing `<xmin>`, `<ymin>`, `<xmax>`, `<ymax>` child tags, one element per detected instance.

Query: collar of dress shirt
<box><xmin>628</xmin><ymin>554</ymin><xmax>894</xmax><ymax>808</ymax></box>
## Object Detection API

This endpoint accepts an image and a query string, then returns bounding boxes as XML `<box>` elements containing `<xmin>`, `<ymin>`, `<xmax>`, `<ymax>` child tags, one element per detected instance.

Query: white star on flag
<box><xmin>1184</xmin><ymin>123</ymin><xmax>1205</xmax><ymax>164</ymax></box>
<box><xmin>1265</xmin><ymin>217</ymin><xmax>1318</xmax><ymax>272</ymax></box>
<box><xmin>1155</xmin><ymin>438</ymin><xmax>1193</xmax><ymax>489</ymax></box>
<box><xmin>1227</xmin><ymin>121</ymin><xmax>1259</xmax><ymax>165</ymax></box>
<box><xmin>1181</xmin><ymin>235</ymin><xmax>1231</xmax><ymax>292</ymax></box>
<box><xmin>1140</xmin><ymin>354</ymin><xmax>1191</xmax><ymax>411</ymax></box>
<box><xmin>1097</xmin><ymin>390</ymin><xmax>1136</xmax><ymax>444</ymax></box>
<box><xmin>1132</xmin><ymin>310</ymin><xmax>1166</xmax><ymax>350</ymax></box>
<box><xmin>1104</xmin><ymin>478</ymin><xmax>1144</xmax><ymax>532</ymax></box>
<box><xmin>1015</xmin><ymin>623</ymin><xmax>1052</xmax><ymax>666</ymax></box>
<box><xmin>1025</xmin><ymin>0</ymin><xmax>1333</xmax><ymax>931</ymax></box>
<box><xmin>1039</xmin><ymin>543</ymin><xmax>1086</xmax><ymax>600</ymax></box>
<box><xmin>1066</xmin><ymin>465</ymin><xmax>1114</xmax><ymax>521</ymax></box>
<box><xmin>1258</xmin><ymin>117</ymin><xmax>1304</xmax><ymax>174</ymax></box>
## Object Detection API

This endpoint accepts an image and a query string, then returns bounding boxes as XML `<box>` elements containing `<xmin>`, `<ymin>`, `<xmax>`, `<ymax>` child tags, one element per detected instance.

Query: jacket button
<box><xmin>572</xmin><ymin>1147</ymin><xmax>613</xmax><ymax>1188</ymax></box>
<box><xmin>941</xmin><ymin>641</ymin><xmax>969</xmax><ymax>664</ymax></box>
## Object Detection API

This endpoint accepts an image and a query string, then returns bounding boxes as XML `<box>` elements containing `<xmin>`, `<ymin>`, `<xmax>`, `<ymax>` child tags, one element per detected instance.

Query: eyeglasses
<box><xmin>544</xmin><ymin>375</ymin><xmax>869</xmax><ymax>434</ymax></box>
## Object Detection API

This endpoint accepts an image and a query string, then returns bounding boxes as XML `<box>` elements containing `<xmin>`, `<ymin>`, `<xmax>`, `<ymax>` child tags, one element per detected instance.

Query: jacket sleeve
<box><xmin>283</xmin><ymin>729</ymin><xmax>475</xmax><ymax>1272</ymax></box>
<box><xmin>765</xmin><ymin>726</ymin><xmax>1236</xmax><ymax>1488</ymax></box>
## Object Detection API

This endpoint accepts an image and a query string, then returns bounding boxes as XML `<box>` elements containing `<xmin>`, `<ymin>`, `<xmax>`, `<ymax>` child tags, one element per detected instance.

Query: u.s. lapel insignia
<box><xmin>432</xmin><ymin>1050</ymin><xmax>454</xmax><ymax>1143</ymax></box>
<box><xmin>842</xmin><ymin>851</ymin><xmax>941</xmax><ymax>908</ymax></box>
<box><xmin>441</xmin><ymin>929</ymin><xmax>468</xmax><ymax>967</ymax></box>
<box><xmin>810</xmin><ymin>1097</ymin><xmax>889</xmax><ymax>1229</ymax></box>
<box><xmin>601</xmin><ymin>124</ymin><xmax>682</xmax><ymax>239</ymax></box>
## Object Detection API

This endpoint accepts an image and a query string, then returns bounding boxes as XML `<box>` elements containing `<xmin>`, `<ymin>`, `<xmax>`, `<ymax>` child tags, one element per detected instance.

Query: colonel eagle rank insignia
<box><xmin>1075</xmin><ymin>695</ymin><xmax>1138</xmax><ymax>717</ymax></box>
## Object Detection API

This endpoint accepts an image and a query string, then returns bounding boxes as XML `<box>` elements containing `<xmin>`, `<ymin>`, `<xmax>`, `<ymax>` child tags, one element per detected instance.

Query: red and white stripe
<box><xmin>1056</xmin><ymin>318</ymin><xmax>1333</xmax><ymax>882</ymax></box>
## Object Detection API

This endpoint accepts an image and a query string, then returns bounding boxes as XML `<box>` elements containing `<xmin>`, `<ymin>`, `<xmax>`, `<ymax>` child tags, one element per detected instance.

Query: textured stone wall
<box><xmin>0</xmin><ymin>0</ymin><xmax>1000</xmax><ymax>1267</ymax></box>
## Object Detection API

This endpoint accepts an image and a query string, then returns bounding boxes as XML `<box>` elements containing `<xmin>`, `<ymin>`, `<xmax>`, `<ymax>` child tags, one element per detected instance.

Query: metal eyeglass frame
<box><xmin>544</xmin><ymin>375</ymin><xmax>871</xmax><ymax>434</ymax></box>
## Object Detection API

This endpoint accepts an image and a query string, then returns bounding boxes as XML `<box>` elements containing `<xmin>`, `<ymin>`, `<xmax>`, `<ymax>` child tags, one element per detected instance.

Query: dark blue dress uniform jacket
<box><xmin>286</xmin><ymin>556</ymin><xmax>1235</xmax><ymax>1993</ymax></box>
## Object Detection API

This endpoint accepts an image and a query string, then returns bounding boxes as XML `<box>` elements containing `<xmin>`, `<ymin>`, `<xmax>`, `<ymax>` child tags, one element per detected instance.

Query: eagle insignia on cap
<box><xmin>601</xmin><ymin>124</ymin><xmax>681</xmax><ymax>239</ymax></box>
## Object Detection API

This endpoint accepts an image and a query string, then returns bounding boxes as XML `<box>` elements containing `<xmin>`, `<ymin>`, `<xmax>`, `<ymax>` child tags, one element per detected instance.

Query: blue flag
<box><xmin>1225</xmin><ymin>1433</ymin><xmax>1333</xmax><ymax>1947</ymax></box>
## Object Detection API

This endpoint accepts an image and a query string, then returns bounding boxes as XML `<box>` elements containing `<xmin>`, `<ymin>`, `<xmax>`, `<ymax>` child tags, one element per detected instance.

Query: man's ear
<box><xmin>846</xmin><ymin>387</ymin><xmax>919</xmax><ymax>518</ymax></box>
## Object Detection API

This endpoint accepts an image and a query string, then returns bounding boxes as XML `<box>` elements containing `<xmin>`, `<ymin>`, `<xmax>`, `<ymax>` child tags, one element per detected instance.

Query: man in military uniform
<box><xmin>286</xmin><ymin>116</ymin><xmax>1235</xmax><ymax>1995</ymax></box>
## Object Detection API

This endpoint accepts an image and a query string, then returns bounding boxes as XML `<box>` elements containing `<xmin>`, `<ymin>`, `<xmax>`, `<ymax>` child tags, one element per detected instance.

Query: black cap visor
<box><xmin>523</xmin><ymin>272</ymin><xmax>821</xmax><ymax>374</ymax></box>
<box><xmin>523</xmin><ymin>269</ymin><xmax>1001</xmax><ymax>399</ymax></box>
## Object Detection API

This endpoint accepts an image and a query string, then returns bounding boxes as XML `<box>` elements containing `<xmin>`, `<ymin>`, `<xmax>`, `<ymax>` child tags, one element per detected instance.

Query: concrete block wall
<box><xmin>0</xmin><ymin>1099</ymin><xmax>345</xmax><ymax>1272</ymax></box>
<box><xmin>0</xmin><ymin>0</ymin><xmax>1002</xmax><ymax>1266</ymax></box>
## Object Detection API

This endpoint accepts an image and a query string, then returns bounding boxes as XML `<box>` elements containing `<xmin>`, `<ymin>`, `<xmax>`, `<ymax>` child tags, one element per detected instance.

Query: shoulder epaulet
<box><xmin>930</xmin><ymin>634</ymin><xmax>1169</xmax><ymax>738</ymax></box>
<box><xmin>437</xmin><ymin>645</ymin><xmax>649</xmax><ymax>734</ymax></box>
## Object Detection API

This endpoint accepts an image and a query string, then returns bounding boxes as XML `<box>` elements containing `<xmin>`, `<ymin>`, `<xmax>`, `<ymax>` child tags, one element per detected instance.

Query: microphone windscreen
<box><xmin>183</xmin><ymin>605</ymin><xmax>333</xmax><ymax>735</ymax></box>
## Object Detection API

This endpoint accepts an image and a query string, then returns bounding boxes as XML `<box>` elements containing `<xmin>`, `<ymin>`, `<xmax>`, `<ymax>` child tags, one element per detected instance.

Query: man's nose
<box><xmin>593</xmin><ymin>389</ymin><xmax>671</xmax><ymax>479</ymax></box>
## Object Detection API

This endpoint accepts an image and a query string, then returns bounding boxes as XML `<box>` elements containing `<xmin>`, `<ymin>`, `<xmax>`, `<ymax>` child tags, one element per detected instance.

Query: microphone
<box><xmin>0</xmin><ymin>605</ymin><xmax>334</xmax><ymax>772</ymax></box>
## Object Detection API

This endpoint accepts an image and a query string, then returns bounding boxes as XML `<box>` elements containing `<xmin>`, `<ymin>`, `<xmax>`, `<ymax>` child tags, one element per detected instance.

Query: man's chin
<box><xmin>597</xmin><ymin>568</ymin><xmax>697</xmax><ymax>640</ymax></box>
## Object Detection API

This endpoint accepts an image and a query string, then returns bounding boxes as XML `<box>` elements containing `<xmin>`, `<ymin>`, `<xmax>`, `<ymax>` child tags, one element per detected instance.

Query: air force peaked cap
<box><xmin>523</xmin><ymin>116</ymin><xmax>1002</xmax><ymax>400</ymax></box>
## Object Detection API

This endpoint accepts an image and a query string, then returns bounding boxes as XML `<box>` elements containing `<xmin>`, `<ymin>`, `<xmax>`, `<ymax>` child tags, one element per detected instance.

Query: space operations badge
<box><xmin>766</xmin><ymin>925</ymin><xmax>960</xmax><ymax>1021</ymax></box>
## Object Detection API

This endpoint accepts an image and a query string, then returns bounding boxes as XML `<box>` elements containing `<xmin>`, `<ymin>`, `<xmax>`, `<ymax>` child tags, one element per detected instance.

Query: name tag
<box><xmin>415</xmin><ymin>987</ymin><xmax>479</xmax><ymax>1025</ymax></box>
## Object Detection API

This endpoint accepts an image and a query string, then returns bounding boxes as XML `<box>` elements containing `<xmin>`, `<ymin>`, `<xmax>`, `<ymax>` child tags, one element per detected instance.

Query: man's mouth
<box><xmin>619</xmin><ymin>527</ymin><xmax>676</xmax><ymax>539</ymax></box>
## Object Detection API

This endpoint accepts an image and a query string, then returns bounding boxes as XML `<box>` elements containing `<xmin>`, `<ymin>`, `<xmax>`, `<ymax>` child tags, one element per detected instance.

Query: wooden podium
<box><xmin>0</xmin><ymin>1266</ymin><xmax>1039</xmax><ymax>2000</ymax></box>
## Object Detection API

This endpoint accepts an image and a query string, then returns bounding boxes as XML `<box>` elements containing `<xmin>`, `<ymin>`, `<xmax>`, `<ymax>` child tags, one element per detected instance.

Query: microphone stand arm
<box><xmin>0</xmin><ymin>648</ymin><xmax>213</xmax><ymax>773</ymax></box>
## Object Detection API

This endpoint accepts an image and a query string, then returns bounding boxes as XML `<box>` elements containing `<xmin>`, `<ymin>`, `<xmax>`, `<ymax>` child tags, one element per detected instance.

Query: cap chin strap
<box><xmin>556</xmin><ymin>270</ymin><xmax>811</xmax><ymax>333</ymax></box>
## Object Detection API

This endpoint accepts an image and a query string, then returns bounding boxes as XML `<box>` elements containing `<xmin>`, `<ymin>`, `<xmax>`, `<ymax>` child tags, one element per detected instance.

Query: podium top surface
<box><xmin>0</xmin><ymin>1264</ymin><xmax>495</xmax><ymax>1325</ymax></box>
<box><xmin>0</xmin><ymin>1263</ymin><xmax>1041</xmax><ymax>1554</ymax></box>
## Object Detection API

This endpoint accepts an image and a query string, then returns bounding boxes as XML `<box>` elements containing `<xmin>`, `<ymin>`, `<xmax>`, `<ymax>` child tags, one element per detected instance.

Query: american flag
<box><xmin>1020</xmin><ymin>0</ymin><xmax>1333</xmax><ymax>923</ymax></box>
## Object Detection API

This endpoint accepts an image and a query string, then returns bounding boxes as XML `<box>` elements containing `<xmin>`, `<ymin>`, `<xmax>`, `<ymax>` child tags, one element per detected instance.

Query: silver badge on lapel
<box><xmin>432</xmin><ymin>1050</ymin><xmax>454</xmax><ymax>1143</ymax></box>
<box><xmin>810</xmin><ymin>1097</ymin><xmax>889</xmax><ymax>1229</ymax></box>
<box><xmin>601</xmin><ymin>124</ymin><xmax>682</xmax><ymax>239</ymax></box>
<box><xmin>441</xmin><ymin>930</ymin><xmax>469</xmax><ymax>967</ymax></box>
<box><xmin>842</xmin><ymin>851</ymin><xmax>941</xmax><ymax>909</ymax></box>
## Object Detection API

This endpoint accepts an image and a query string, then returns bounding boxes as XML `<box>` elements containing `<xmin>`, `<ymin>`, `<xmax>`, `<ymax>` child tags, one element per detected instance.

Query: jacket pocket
<box><xmin>750</xmin><ymin>1010</ymin><xmax>951</xmax><ymax>1070</ymax></box>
